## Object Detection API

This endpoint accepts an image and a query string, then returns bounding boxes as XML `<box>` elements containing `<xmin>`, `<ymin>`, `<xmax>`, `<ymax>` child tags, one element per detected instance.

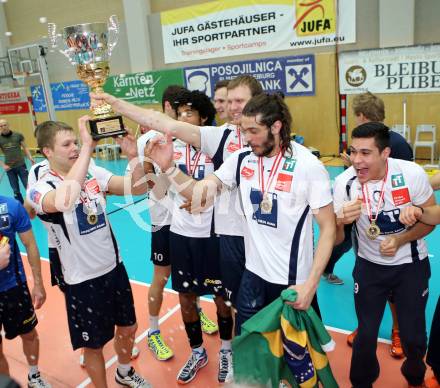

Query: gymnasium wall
<box><xmin>1</xmin><ymin>0</ymin><xmax>440</xmax><ymax>157</ymax></box>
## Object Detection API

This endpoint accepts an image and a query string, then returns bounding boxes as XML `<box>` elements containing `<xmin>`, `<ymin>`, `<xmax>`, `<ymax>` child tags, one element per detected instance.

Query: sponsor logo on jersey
<box><xmin>204</xmin><ymin>278</ymin><xmax>222</xmax><ymax>285</ymax></box>
<box><xmin>275</xmin><ymin>173</ymin><xmax>293</xmax><ymax>192</ymax></box>
<box><xmin>227</xmin><ymin>141</ymin><xmax>240</xmax><ymax>153</ymax></box>
<box><xmin>173</xmin><ymin>151</ymin><xmax>182</xmax><ymax>160</ymax></box>
<box><xmin>391</xmin><ymin>173</ymin><xmax>405</xmax><ymax>188</ymax></box>
<box><xmin>85</xmin><ymin>178</ymin><xmax>100</xmax><ymax>195</ymax></box>
<box><xmin>29</xmin><ymin>189</ymin><xmax>41</xmax><ymax>204</ymax></box>
<box><xmin>0</xmin><ymin>203</ymin><xmax>8</xmax><ymax>215</ymax></box>
<box><xmin>391</xmin><ymin>187</ymin><xmax>411</xmax><ymax>206</ymax></box>
<box><xmin>282</xmin><ymin>158</ymin><xmax>296</xmax><ymax>172</ymax></box>
<box><xmin>241</xmin><ymin>166</ymin><xmax>254</xmax><ymax>178</ymax></box>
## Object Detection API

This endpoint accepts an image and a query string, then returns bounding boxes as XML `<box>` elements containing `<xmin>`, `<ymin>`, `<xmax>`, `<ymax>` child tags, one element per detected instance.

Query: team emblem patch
<box><xmin>240</xmin><ymin>166</ymin><xmax>254</xmax><ymax>179</ymax></box>
<box><xmin>391</xmin><ymin>173</ymin><xmax>405</xmax><ymax>188</ymax></box>
<box><xmin>275</xmin><ymin>173</ymin><xmax>293</xmax><ymax>192</ymax></box>
<box><xmin>392</xmin><ymin>187</ymin><xmax>411</xmax><ymax>206</ymax></box>
<box><xmin>85</xmin><ymin>178</ymin><xmax>100</xmax><ymax>194</ymax></box>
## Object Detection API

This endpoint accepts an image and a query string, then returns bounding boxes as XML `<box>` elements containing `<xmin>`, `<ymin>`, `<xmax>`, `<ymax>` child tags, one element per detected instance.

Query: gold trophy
<box><xmin>48</xmin><ymin>16</ymin><xmax>127</xmax><ymax>140</ymax></box>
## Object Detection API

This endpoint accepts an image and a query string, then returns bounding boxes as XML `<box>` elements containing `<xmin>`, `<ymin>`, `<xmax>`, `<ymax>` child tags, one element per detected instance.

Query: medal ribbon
<box><xmin>258</xmin><ymin>150</ymin><xmax>283</xmax><ymax>199</ymax></box>
<box><xmin>236</xmin><ymin>126</ymin><xmax>242</xmax><ymax>149</ymax></box>
<box><xmin>361</xmin><ymin>161</ymin><xmax>388</xmax><ymax>223</ymax></box>
<box><xmin>186</xmin><ymin>144</ymin><xmax>202</xmax><ymax>177</ymax></box>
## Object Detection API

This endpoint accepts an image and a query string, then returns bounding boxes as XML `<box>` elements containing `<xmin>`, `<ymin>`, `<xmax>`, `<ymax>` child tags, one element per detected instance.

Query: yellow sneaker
<box><xmin>199</xmin><ymin>310</ymin><xmax>218</xmax><ymax>335</ymax></box>
<box><xmin>147</xmin><ymin>330</ymin><xmax>174</xmax><ymax>361</ymax></box>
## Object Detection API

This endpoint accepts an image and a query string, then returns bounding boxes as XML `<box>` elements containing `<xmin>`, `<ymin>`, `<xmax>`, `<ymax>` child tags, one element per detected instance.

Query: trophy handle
<box><xmin>107</xmin><ymin>15</ymin><xmax>119</xmax><ymax>56</ymax></box>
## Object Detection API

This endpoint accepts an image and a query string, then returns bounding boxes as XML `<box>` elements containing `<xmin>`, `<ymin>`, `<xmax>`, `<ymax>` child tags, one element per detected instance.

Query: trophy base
<box><xmin>89</xmin><ymin>115</ymin><xmax>127</xmax><ymax>140</ymax></box>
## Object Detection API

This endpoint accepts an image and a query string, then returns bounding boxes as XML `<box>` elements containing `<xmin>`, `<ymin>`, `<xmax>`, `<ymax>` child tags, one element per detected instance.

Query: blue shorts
<box><xmin>235</xmin><ymin>269</ymin><xmax>321</xmax><ymax>335</ymax></box>
<box><xmin>64</xmin><ymin>263</ymin><xmax>136</xmax><ymax>350</ymax></box>
<box><xmin>0</xmin><ymin>283</ymin><xmax>37</xmax><ymax>341</ymax></box>
<box><xmin>151</xmin><ymin>225</ymin><xmax>171</xmax><ymax>266</ymax></box>
<box><xmin>169</xmin><ymin>231</ymin><xmax>222</xmax><ymax>296</ymax></box>
<box><xmin>219</xmin><ymin>235</ymin><xmax>245</xmax><ymax>306</ymax></box>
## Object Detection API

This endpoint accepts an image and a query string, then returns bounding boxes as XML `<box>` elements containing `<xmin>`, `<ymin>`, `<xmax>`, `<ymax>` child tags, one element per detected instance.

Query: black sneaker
<box><xmin>177</xmin><ymin>349</ymin><xmax>208</xmax><ymax>384</ymax></box>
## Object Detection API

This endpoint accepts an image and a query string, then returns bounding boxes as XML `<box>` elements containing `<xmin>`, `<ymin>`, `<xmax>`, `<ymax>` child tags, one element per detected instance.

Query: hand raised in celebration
<box><xmin>144</xmin><ymin>134</ymin><xmax>174</xmax><ymax>173</ymax></box>
<box><xmin>337</xmin><ymin>197</ymin><xmax>363</xmax><ymax>224</ymax></box>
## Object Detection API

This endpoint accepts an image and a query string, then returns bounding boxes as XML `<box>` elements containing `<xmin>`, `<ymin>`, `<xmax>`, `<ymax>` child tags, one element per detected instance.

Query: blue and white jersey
<box><xmin>26</xmin><ymin>164</ymin><xmax>119</xmax><ymax>285</ymax></box>
<box><xmin>0</xmin><ymin>195</ymin><xmax>31</xmax><ymax>292</ymax></box>
<box><xmin>333</xmin><ymin>158</ymin><xmax>433</xmax><ymax>265</ymax></box>
<box><xmin>170</xmin><ymin>139</ymin><xmax>215</xmax><ymax>238</ymax></box>
<box><xmin>200</xmin><ymin>123</ymin><xmax>246</xmax><ymax>237</ymax></box>
<box><xmin>214</xmin><ymin>142</ymin><xmax>332</xmax><ymax>285</ymax></box>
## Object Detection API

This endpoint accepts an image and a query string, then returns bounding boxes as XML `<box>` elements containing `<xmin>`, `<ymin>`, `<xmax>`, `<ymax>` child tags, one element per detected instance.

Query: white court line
<box><xmin>325</xmin><ymin>325</ymin><xmax>391</xmax><ymax>345</ymax></box>
<box><xmin>76</xmin><ymin>303</ymin><xmax>181</xmax><ymax>388</ymax></box>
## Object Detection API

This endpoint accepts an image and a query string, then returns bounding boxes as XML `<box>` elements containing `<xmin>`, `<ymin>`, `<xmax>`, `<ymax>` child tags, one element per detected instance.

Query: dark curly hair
<box><xmin>242</xmin><ymin>93</ymin><xmax>293</xmax><ymax>156</ymax></box>
<box><xmin>173</xmin><ymin>89</ymin><xmax>216</xmax><ymax>126</ymax></box>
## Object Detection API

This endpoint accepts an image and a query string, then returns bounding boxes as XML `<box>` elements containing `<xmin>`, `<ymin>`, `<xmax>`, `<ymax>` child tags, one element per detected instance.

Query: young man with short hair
<box><xmin>213</xmin><ymin>80</ymin><xmax>229</xmax><ymax>122</ymax></box>
<box><xmin>334</xmin><ymin>122</ymin><xmax>434</xmax><ymax>388</ymax></box>
<box><xmin>0</xmin><ymin>195</ymin><xmax>50</xmax><ymax>387</ymax></box>
<box><xmin>27</xmin><ymin>118</ymin><xmax>151</xmax><ymax>388</ymax></box>
<box><xmin>0</xmin><ymin>119</ymin><xmax>35</xmax><ymax>203</ymax></box>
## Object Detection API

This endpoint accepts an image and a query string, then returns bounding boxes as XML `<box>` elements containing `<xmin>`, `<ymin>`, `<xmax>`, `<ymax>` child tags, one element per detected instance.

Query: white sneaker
<box><xmin>28</xmin><ymin>372</ymin><xmax>51</xmax><ymax>388</ymax></box>
<box><xmin>115</xmin><ymin>367</ymin><xmax>151</xmax><ymax>387</ymax></box>
<box><xmin>218</xmin><ymin>349</ymin><xmax>233</xmax><ymax>383</ymax></box>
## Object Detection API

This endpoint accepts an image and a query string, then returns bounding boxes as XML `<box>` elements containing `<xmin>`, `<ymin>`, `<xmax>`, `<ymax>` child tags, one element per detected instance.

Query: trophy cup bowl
<box><xmin>48</xmin><ymin>16</ymin><xmax>127</xmax><ymax>140</ymax></box>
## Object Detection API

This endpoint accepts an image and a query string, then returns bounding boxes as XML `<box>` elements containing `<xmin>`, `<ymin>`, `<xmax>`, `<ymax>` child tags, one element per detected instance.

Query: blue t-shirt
<box><xmin>0</xmin><ymin>195</ymin><xmax>31</xmax><ymax>292</ymax></box>
<box><xmin>389</xmin><ymin>131</ymin><xmax>413</xmax><ymax>161</ymax></box>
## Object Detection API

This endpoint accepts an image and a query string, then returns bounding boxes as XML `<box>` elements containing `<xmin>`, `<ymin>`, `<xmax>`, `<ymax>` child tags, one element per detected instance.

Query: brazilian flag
<box><xmin>233</xmin><ymin>289</ymin><xmax>338</xmax><ymax>388</ymax></box>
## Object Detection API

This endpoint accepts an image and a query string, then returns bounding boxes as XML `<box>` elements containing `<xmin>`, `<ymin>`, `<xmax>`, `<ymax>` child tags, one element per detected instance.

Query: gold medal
<box><xmin>260</xmin><ymin>195</ymin><xmax>273</xmax><ymax>214</ymax></box>
<box><xmin>87</xmin><ymin>212</ymin><xmax>98</xmax><ymax>225</ymax></box>
<box><xmin>366</xmin><ymin>221</ymin><xmax>381</xmax><ymax>240</ymax></box>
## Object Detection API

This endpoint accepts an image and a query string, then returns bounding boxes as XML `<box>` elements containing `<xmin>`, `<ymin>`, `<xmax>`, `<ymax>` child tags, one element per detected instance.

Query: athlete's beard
<box><xmin>253</xmin><ymin>131</ymin><xmax>276</xmax><ymax>157</ymax></box>
<box><xmin>0</xmin><ymin>130</ymin><xmax>12</xmax><ymax>137</ymax></box>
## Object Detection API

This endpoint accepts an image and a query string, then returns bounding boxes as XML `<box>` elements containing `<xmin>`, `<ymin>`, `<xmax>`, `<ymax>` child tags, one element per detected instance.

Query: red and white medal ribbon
<box><xmin>361</xmin><ymin>162</ymin><xmax>388</xmax><ymax>224</ymax></box>
<box><xmin>258</xmin><ymin>150</ymin><xmax>283</xmax><ymax>201</ymax></box>
<box><xmin>186</xmin><ymin>144</ymin><xmax>202</xmax><ymax>177</ymax></box>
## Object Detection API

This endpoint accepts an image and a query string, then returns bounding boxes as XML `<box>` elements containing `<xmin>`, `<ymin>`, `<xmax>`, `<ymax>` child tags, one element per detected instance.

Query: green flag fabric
<box><xmin>232</xmin><ymin>289</ymin><xmax>339</xmax><ymax>388</ymax></box>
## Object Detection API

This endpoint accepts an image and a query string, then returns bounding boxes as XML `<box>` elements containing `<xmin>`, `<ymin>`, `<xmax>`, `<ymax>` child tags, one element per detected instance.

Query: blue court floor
<box><xmin>2</xmin><ymin>157</ymin><xmax>439</xmax><ymax>341</ymax></box>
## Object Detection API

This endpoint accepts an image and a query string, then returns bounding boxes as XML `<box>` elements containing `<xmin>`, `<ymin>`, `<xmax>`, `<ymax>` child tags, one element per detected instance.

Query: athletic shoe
<box><xmin>425</xmin><ymin>376</ymin><xmax>440</xmax><ymax>388</ymax></box>
<box><xmin>177</xmin><ymin>349</ymin><xmax>208</xmax><ymax>384</ymax></box>
<box><xmin>199</xmin><ymin>311</ymin><xmax>218</xmax><ymax>334</ymax></box>
<box><xmin>218</xmin><ymin>349</ymin><xmax>233</xmax><ymax>383</ymax></box>
<box><xmin>323</xmin><ymin>273</ymin><xmax>344</xmax><ymax>285</ymax></box>
<box><xmin>147</xmin><ymin>330</ymin><xmax>174</xmax><ymax>361</ymax></box>
<box><xmin>115</xmin><ymin>367</ymin><xmax>151</xmax><ymax>387</ymax></box>
<box><xmin>28</xmin><ymin>372</ymin><xmax>51</xmax><ymax>388</ymax></box>
<box><xmin>347</xmin><ymin>328</ymin><xmax>358</xmax><ymax>347</ymax></box>
<box><xmin>390</xmin><ymin>329</ymin><xmax>404</xmax><ymax>359</ymax></box>
<box><xmin>80</xmin><ymin>346</ymin><xmax>140</xmax><ymax>367</ymax></box>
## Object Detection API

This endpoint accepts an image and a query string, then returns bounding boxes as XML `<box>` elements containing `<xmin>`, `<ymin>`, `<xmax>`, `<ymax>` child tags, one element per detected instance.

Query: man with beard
<box><xmin>0</xmin><ymin>119</ymin><xmax>35</xmax><ymax>203</ymax></box>
<box><xmin>139</xmin><ymin>93</ymin><xmax>336</xmax><ymax>334</ymax></box>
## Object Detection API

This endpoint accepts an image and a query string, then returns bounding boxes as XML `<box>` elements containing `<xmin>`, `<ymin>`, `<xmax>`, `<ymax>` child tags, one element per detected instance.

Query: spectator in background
<box><xmin>0</xmin><ymin>119</ymin><xmax>35</xmax><ymax>203</ymax></box>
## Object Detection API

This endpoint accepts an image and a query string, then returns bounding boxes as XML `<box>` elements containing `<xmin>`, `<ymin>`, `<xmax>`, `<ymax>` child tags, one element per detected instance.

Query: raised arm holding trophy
<box><xmin>48</xmin><ymin>15</ymin><xmax>127</xmax><ymax>139</ymax></box>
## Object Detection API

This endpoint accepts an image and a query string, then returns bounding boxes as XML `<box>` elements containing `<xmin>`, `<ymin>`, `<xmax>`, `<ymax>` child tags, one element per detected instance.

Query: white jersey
<box><xmin>27</xmin><ymin>164</ymin><xmax>119</xmax><ymax>285</ymax></box>
<box><xmin>200</xmin><ymin>123</ymin><xmax>245</xmax><ymax>237</ymax></box>
<box><xmin>137</xmin><ymin>131</ymin><xmax>173</xmax><ymax>226</ymax></box>
<box><xmin>214</xmin><ymin>142</ymin><xmax>332</xmax><ymax>285</ymax></box>
<box><xmin>28</xmin><ymin>160</ymin><xmax>54</xmax><ymax>248</ymax></box>
<box><xmin>333</xmin><ymin>158</ymin><xmax>433</xmax><ymax>266</ymax></box>
<box><xmin>170</xmin><ymin>139</ymin><xmax>215</xmax><ymax>238</ymax></box>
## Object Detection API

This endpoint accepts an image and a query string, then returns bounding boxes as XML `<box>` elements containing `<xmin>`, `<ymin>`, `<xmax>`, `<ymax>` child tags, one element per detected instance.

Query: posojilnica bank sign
<box><xmin>160</xmin><ymin>0</ymin><xmax>356</xmax><ymax>64</ymax></box>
